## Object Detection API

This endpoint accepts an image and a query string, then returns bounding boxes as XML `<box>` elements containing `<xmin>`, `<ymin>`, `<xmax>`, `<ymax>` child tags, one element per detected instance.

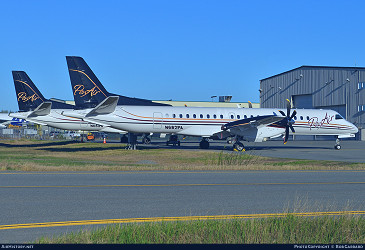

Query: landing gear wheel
<box><xmin>120</xmin><ymin>135</ymin><xmax>128</xmax><ymax>143</ymax></box>
<box><xmin>166</xmin><ymin>135</ymin><xmax>180</xmax><ymax>146</ymax></box>
<box><xmin>334</xmin><ymin>138</ymin><xmax>341</xmax><ymax>150</ymax></box>
<box><xmin>142</xmin><ymin>137</ymin><xmax>151</xmax><ymax>144</ymax></box>
<box><xmin>233</xmin><ymin>142</ymin><xmax>245</xmax><ymax>152</ymax></box>
<box><xmin>199</xmin><ymin>140</ymin><xmax>210</xmax><ymax>149</ymax></box>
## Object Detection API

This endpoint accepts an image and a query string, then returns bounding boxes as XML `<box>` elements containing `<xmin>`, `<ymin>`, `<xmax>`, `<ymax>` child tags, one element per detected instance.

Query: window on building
<box><xmin>358</xmin><ymin>82</ymin><xmax>365</xmax><ymax>90</ymax></box>
<box><xmin>358</xmin><ymin>105</ymin><xmax>365</xmax><ymax>112</ymax></box>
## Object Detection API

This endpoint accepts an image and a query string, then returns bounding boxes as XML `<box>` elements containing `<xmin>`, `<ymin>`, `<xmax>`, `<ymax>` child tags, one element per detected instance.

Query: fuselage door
<box><xmin>153</xmin><ymin>112</ymin><xmax>163</xmax><ymax>129</ymax></box>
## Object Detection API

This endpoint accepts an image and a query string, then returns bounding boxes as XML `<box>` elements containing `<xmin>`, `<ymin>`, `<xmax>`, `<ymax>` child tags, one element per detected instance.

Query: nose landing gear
<box><xmin>334</xmin><ymin>138</ymin><xmax>341</xmax><ymax>150</ymax></box>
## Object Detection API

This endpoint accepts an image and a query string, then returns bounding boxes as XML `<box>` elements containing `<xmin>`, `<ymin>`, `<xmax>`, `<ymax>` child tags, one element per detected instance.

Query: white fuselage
<box><xmin>10</xmin><ymin>109</ymin><xmax>125</xmax><ymax>133</ymax></box>
<box><xmin>71</xmin><ymin>106</ymin><xmax>358</xmax><ymax>142</ymax></box>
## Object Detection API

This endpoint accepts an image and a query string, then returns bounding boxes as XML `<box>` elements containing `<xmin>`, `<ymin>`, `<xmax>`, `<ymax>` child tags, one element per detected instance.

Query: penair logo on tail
<box><xmin>73</xmin><ymin>85</ymin><xmax>101</xmax><ymax>97</ymax></box>
<box><xmin>17</xmin><ymin>92</ymin><xmax>40</xmax><ymax>102</ymax></box>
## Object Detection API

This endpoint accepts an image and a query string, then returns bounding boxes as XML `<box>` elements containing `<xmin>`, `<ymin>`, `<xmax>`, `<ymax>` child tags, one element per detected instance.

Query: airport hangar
<box><xmin>259</xmin><ymin>65</ymin><xmax>365</xmax><ymax>141</ymax></box>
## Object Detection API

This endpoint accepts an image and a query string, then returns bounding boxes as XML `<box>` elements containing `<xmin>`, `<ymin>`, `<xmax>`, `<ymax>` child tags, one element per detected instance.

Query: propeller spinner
<box><xmin>278</xmin><ymin>99</ymin><xmax>296</xmax><ymax>144</ymax></box>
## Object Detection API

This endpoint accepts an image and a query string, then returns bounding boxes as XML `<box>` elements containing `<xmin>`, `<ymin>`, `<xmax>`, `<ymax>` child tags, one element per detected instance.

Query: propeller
<box><xmin>278</xmin><ymin>99</ymin><xmax>296</xmax><ymax>144</ymax></box>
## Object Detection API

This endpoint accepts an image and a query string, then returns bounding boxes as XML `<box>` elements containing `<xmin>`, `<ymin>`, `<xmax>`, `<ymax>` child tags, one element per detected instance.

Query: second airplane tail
<box><xmin>66</xmin><ymin>56</ymin><xmax>171</xmax><ymax>109</ymax></box>
<box><xmin>66</xmin><ymin>56</ymin><xmax>109</xmax><ymax>109</ymax></box>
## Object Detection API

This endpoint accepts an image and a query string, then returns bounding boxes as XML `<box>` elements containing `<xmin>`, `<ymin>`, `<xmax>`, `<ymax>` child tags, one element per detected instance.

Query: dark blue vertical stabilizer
<box><xmin>13</xmin><ymin>71</ymin><xmax>46</xmax><ymax>111</ymax></box>
<box><xmin>66</xmin><ymin>56</ymin><xmax>170</xmax><ymax>109</ymax></box>
<box><xmin>12</xmin><ymin>71</ymin><xmax>74</xmax><ymax>111</ymax></box>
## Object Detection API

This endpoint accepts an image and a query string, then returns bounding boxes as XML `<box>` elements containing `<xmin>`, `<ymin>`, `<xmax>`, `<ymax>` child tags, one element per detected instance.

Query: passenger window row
<box><xmin>293</xmin><ymin>116</ymin><xmax>310</xmax><ymax>121</ymax></box>
<box><xmin>167</xmin><ymin>114</ymin><xmax>256</xmax><ymax>119</ymax></box>
<box><xmin>165</xmin><ymin>113</ymin><xmax>311</xmax><ymax>121</ymax></box>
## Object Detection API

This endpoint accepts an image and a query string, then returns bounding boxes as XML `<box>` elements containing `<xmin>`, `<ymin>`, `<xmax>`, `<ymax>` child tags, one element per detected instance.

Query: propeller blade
<box><xmin>284</xmin><ymin>127</ymin><xmax>289</xmax><ymax>144</ymax></box>
<box><xmin>278</xmin><ymin>110</ymin><xmax>286</xmax><ymax>117</ymax></box>
<box><xmin>290</xmin><ymin>110</ymin><xmax>297</xmax><ymax>120</ymax></box>
<box><xmin>289</xmin><ymin>124</ymin><xmax>295</xmax><ymax>133</ymax></box>
<box><xmin>286</xmin><ymin>99</ymin><xmax>291</xmax><ymax>117</ymax></box>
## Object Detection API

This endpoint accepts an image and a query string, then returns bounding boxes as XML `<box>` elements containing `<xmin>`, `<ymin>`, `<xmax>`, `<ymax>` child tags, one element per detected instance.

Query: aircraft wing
<box><xmin>222</xmin><ymin>115</ymin><xmax>285</xmax><ymax>132</ymax></box>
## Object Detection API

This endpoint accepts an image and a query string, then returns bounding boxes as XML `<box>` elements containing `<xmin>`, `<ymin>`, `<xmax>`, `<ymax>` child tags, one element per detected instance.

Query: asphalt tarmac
<box><xmin>141</xmin><ymin>139</ymin><xmax>365</xmax><ymax>163</ymax></box>
<box><xmin>1</xmin><ymin>170</ymin><xmax>365</xmax><ymax>243</ymax></box>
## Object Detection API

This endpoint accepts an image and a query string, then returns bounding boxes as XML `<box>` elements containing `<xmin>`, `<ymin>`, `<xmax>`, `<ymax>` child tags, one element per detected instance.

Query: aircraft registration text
<box><xmin>165</xmin><ymin>125</ymin><xmax>183</xmax><ymax>130</ymax></box>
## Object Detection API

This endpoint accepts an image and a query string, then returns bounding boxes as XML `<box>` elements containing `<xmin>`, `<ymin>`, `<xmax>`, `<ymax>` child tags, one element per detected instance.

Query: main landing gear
<box><xmin>233</xmin><ymin>141</ymin><xmax>245</xmax><ymax>152</ymax></box>
<box><xmin>141</xmin><ymin>135</ymin><xmax>151</xmax><ymax>144</ymax></box>
<box><xmin>199</xmin><ymin>138</ymin><xmax>210</xmax><ymax>149</ymax></box>
<box><xmin>334</xmin><ymin>138</ymin><xmax>341</xmax><ymax>150</ymax></box>
<box><xmin>126</xmin><ymin>132</ymin><xmax>137</xmax><ymax>150</ymax></box>
<box><xmin>232</xmin><ymin>136</ymin><xmax>245</xmax><ymax>152</ymax></box>
<box><xmin>166</xmin><ymin>135</ymin><xmax>180</xmax><ymax>146</ymax></box>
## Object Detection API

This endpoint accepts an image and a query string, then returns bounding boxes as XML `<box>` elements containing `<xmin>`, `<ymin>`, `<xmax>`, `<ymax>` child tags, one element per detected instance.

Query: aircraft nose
<box><xmin>350</xmin><ymin>122</ymin><xmax>358</xmax><ymax>134</ymax></box>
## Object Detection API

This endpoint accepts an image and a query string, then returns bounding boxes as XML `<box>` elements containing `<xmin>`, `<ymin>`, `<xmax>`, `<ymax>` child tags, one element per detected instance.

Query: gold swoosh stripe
<box><xmin>15</xmin><ymin>80</ymin><xmax>45</xmax><ymax>102</ymax></box>
<box><xmin>69</xmin><ymin>69</ymin><xmax>108</xmax><ymax>98</ymax></box>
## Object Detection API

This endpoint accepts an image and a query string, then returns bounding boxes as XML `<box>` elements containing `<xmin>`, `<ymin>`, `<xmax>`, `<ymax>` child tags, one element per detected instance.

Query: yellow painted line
<box><xmin>1</xmin><ymin>181</ymin><xmax>365</xmax><ymax>188</ymax></box>
<box><xmin>1</xmin><ymin>211</ymin><xmax>365</xmax><ymax>230</ymax></box>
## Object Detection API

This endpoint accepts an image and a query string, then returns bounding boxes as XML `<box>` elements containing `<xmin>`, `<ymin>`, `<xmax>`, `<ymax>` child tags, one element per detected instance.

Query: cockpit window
<box><xmin>335</xmin><ymin>114</ymin><xmax>344</xmax><ymax>120</ymax></box>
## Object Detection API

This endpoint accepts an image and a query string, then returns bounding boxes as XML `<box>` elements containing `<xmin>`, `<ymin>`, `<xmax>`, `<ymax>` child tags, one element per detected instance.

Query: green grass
<box><xmin>1</xmin><ymin>139</ymin><xmax>365</xmax><ymax>171</ymax></box>
<box><xmin>35</xmin><ymin>215</ymin><xmax>365</xmax><ymax>244</ymax></box>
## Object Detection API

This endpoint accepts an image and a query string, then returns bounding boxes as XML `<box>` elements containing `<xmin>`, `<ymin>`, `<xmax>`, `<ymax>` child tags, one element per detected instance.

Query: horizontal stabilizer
<box><xmin>28</xmin><ymin>102</ymin><xmax>52</xmax><ymax>118</ymax></box>
<box><xmin>86</xmin><ymin>96</ymin><xmax>119</xmax><ymax>117</ymax></box>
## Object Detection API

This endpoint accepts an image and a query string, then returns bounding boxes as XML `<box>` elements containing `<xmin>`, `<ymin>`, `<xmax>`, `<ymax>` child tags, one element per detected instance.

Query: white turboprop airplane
<box><xmin>9</xmin><ymin>71</ymin><xmax>124</xmax><ymax>134</ymax></box>
<box><xmin>63</xmin><ymin>96</ymin><xmax>358</xmax><ymax>151</ymax></box>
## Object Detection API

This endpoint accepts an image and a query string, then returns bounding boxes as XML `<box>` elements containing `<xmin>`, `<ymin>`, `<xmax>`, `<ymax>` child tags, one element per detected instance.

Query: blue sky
<box><xmin>1</xmin><ymin>0</ymin><xmax>365</xmax><ymax>111</ymax></box>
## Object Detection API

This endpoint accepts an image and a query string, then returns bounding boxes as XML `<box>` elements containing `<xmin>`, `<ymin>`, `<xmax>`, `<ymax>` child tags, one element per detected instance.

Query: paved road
<box><xmin>1</xmin><ymin>171</ymin><xmax>365</xmax><ymax>243</ymax></box>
